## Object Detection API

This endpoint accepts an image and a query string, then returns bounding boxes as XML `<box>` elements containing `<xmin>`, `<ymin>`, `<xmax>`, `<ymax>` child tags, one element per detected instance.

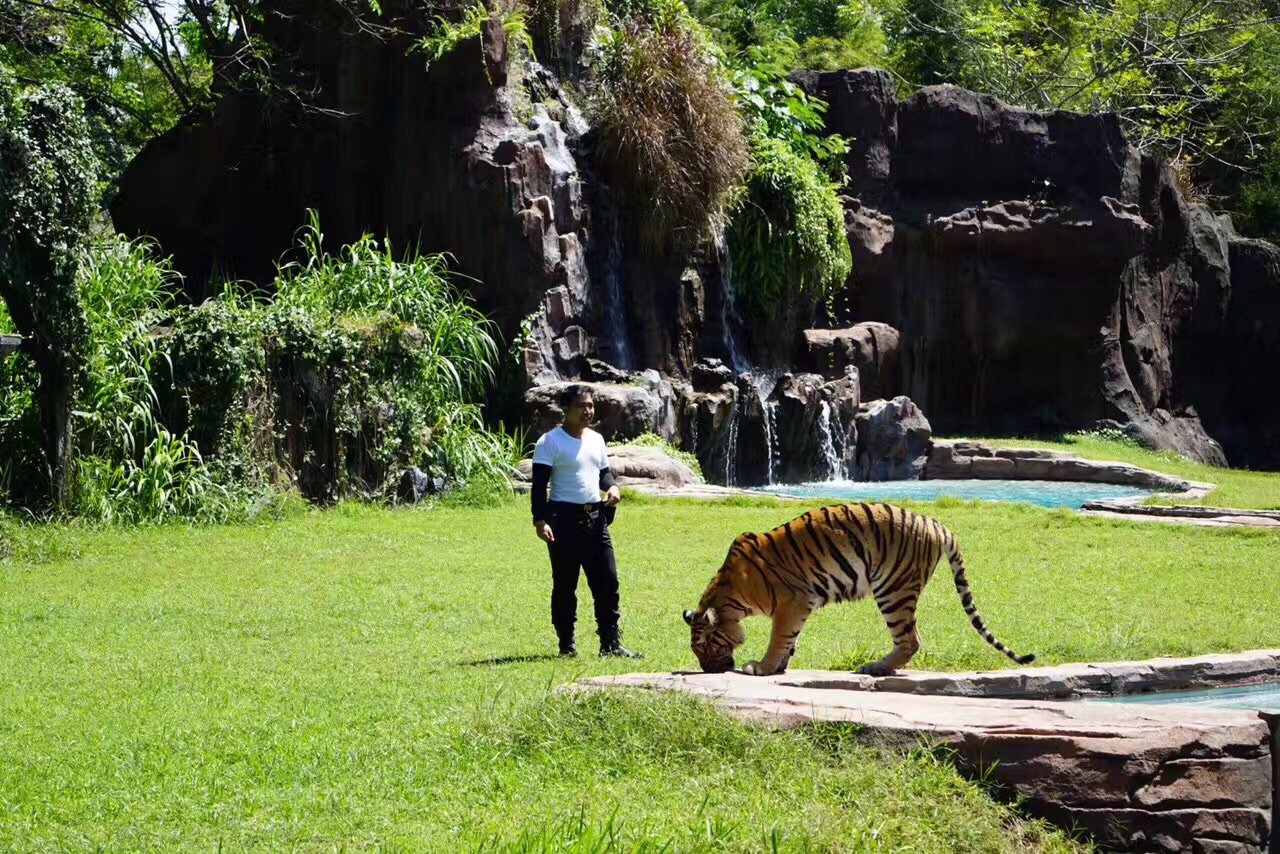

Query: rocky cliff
<box><xmin>796</xmin><ymin>69</ymin><xmax>1280</xmax><ymax>469</ymax></box>
<box><xmin>109</xmin><ymin>6</ymin><xmax>1280</xmax><ymax>473</ymax></box>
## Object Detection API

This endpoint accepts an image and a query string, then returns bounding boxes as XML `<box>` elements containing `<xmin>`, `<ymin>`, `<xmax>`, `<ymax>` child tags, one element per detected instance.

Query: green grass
<box><xmin>5</xmin><ymin>495</ymin><xmax>1280</xmax><ymax>850</ymax></box>
<box><xmin>960</xmin><ymin>434</ymin><xmax>1280</xmax><ymax>510</ymax></box>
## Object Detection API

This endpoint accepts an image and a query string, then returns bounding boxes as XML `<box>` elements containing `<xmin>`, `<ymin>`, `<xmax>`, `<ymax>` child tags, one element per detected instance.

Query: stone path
<box><xmin>1081</xmin><ymin>501</ymin><xmax>1280</xmax><ymax>529</ymax></box>
<box><xmin>576</xmin><ymin>656</ymin><xmax>1280</xmax><ymax>852</ymax></box>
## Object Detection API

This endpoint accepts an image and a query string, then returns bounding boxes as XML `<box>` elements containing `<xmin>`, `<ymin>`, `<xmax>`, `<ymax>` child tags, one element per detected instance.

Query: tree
<box><xmin>0</xmin><ymin>72</ymin><xmax>98</xmax><ymax>506</ymax></box>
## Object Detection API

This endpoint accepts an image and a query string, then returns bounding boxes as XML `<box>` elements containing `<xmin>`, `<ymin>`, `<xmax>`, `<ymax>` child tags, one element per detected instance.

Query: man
<box><xmin>531</xmin><ymin>385</ymin><xmax>643</xmax><ymax>659</ymax></box>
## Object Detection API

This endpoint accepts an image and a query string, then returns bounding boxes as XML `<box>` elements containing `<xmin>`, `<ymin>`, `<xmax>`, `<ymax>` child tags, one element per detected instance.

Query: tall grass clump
<box><xmin>275</xmin><ymin>213</ymin><xmax>498</xmax><ymax>407</ymax></box>
<box><xmin>67</xmin><ymin>236</ymin><xmax>254</xmax><ymax>524</ymax></box>
<box><xmin>588</xmin><ymin>0</ymin><xmax>750</xmax><ymax>254</ymax></box>
<box><xmin>262</xmin><ymin>214</ymin><xmax>519</xmax><ymax>499</ymax></box>
<box><xmin>0</xmin><ymin>300</ymin><xmax>41</xmax><ymax>505</ymax></box>
<box><xmin>0</xmin><ymin>219</ymin><xmax>519</xmax><ymax>521</ymax></box>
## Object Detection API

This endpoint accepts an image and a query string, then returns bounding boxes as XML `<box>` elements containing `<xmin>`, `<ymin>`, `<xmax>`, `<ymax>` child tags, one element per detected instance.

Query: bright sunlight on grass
<box><xmin>3</xmin><ymin>495</ymin><xmax>1278</xmax><ymax>849</ymax></box>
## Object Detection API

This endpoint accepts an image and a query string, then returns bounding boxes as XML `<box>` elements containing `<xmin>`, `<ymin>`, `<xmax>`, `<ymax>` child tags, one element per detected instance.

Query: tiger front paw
<box><xmin>742</xmin><ymin>660</ymin><xmax>769</xmax><ymax>676</ymax></box>
<box><xmin>857</xmin><ymin>660</ymin><xmax>894</xmax><ymax>677</ymax></box>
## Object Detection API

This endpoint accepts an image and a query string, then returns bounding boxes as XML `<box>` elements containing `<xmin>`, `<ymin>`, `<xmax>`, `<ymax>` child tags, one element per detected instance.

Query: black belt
<box><xmin>551</xmin><ymin>500</ymin><xmax>606</xmax><ymax>513</ymax></box>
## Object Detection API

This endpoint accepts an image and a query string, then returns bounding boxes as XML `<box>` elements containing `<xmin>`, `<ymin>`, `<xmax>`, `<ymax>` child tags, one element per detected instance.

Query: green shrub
<box><xmin>275</xmin><ymin>213</ymin><xmax>499</xmax><ymax>406</ymax></box>
<box><xmin>727</xmin><ymin>48</ymin><xmax>848</xmax><ymax>175</ymax></box>
<box><xmin>588</xmin><ymin>0</ymin><xmax>750</xmax><ymax>254</ymax></box>
<box><xmin>687</xmin><ymin>0</ymin><xmax>889</xmax><ymax>73</ymax></box>
<box><xmin>265</xmin><ymin>215</ymin><xmax>514</xmax><ymax>499</ymax></box>
<box><xmin>0</xmin><ymin>216</ymin><xmax>520</xmax><ymax>520</ymax></box>
<box><xmin>159</xmin><ymin>288</ymin><xmax>271</xmax><ymax>476</ymax></box>
<box><xmin>66</xmin><ymin>235</ymin><xmax>258</xmax><ymax>524</ymax></box>
<box><xmin>726</xmin><ymin>135</ymin><xmax>851</xmax><ymax>319</ymax></box>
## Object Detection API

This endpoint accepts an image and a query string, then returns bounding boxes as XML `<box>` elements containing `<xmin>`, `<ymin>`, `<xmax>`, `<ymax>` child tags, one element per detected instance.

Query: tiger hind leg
<box><xmin>858</xmin><ymin>594</ymin><xmax>921</xmax><ymax>676</ymax></box>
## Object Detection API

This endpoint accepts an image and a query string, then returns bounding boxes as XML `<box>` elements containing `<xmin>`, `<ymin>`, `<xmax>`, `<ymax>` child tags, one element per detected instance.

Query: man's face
<box><xmin>564</xmin><ymin>393</ymin><xmax>594</xmax><ymax>429</ymax></box>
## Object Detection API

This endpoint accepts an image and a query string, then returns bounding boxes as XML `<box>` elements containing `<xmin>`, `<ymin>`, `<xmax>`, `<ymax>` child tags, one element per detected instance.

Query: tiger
<box><xmin>682</xmin><ymin>502</ymin><xmax>1034</xmax><ymax>676</ymax></box>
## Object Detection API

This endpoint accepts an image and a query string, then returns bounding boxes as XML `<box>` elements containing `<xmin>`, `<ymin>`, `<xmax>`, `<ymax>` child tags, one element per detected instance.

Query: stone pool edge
<box><xmin>627</xmin><ymin>438</ymin><xmax>1280</xmax><ymax>529</ymax></box>
<box><xmin>574</xmin><ymin>651</ymin><xmax>1280</xmax><ymax>852</ymax></box>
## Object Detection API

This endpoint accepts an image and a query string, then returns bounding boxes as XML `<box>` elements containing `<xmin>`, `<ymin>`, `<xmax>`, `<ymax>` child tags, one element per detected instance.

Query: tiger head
<box><xmin>683</xmin><ymin>607</ymin><xmax>745</xmax><ymax>673</ymax></box>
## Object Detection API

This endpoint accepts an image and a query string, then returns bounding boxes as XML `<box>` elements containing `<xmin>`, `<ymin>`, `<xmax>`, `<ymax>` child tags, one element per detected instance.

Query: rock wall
<box><xmin>796</xmin><ymin>69</ymin><xmax>1280</xmax><ymax>469</ymax></box>
<box><xmin>109</xmin><ymin>18</ymin><xmax>1280</xmax><ymax>474</ymax></box>
<box><xmin>111</xmin><ymin>1</ymin><xmax>594</xmax><ymax>393</ymax></box>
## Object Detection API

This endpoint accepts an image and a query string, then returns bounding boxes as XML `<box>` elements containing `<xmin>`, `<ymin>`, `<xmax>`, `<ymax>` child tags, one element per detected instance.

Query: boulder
<box><xmin>584</xmin><ymin>357</ymin><xmax>632</xmax><ymax>384</ymax></box>
<box><xmin>803</xmin><ymin>323</ymin><xmax>900</xmax><ymax>399</ymax></box>
<box><xmin>763</xmin><ymin>373</ymin><xmax>858</xmax><ymax>484</ymax></box>
<box><xmin>516</xmin><ymin>444</ymin><xmax>700</xmax><ymax>489</ymax></box>
<box><xmin>923</xmin><ymin>438</ymin><xmax>1192</xmax><ymax>490</ymax></box>
<box><xmin>394</xmin><ymin>466</ymin><xmax>446</xmax><ymax>503</ymax></box>
<box><xmin>852</xmin><ymin>397</ymin><xmax>932</xmax><ymax>481</ymax></box>
<box><xmin>691</xmin><ymin>357</ymin><xmax>734</xmax><ymax>393</ymax></box>
<box><xmin>677</xmin><ymin>381</ymin><xmax>740</xmax><ymax>487</ymax></box>
<box><xmin>606</xmin><ymin>445</ymin><xmax>700</xmax><ymax>487</ymax></box>
<box><xmin>523</xmin><ymin>373</ymin><xmax>676</xmax><ymax>442</ymax></box>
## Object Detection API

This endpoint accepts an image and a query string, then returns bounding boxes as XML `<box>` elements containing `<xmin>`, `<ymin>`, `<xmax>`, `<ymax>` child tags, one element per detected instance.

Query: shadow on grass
<box><xmin>460</xmin><ymin>653</ymin><xmax>564</xmax><ymax>667</ymax></box>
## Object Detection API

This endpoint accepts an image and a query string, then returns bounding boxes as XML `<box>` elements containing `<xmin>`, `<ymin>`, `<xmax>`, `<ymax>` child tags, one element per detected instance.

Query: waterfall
<box><xmin>724</xmin><ymin>403</ymin><xmax>740</xmax><ymax>487</ymax></box>
<box><xmin>763</xmin><ymin>399</ymin><xmax>779</xmax><ymax>485</ymax></box>
<box><xmin>713</xmin><ymin>228</ymin><xmax>748</xmax><ymax>374</ymax></box>
<box><xmin>818</xmin><ymin>401</ymin><xmax>842</xmax><ymax>481</ymax></box>
<box><xmin>598</xmin><ymin>194</ymin><xmax>634</xmax><ymax>370</ymax></box>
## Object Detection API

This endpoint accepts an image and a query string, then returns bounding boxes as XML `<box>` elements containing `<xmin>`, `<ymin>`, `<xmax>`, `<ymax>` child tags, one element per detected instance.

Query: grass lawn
<box><xmin>3</xmin><ymin>494</ymin><xmax>1279</xmax><ymax>850</ymax></box>
<box><xmin>963</xmin><ymin>434</ymin><xmax>1280</xmax><ymax>510</ymax></box>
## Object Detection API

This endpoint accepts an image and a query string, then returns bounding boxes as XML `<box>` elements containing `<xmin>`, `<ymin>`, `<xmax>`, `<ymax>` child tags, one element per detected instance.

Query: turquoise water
<box><xmin>1095</xmin><ymin>682</ymin><xmax>1280</xmax><ymax>713</ymax></box>
<box><xmin>755</xmin><ymin>479</ymin><xmax>1152</xmax><ymax>510</ymax></box>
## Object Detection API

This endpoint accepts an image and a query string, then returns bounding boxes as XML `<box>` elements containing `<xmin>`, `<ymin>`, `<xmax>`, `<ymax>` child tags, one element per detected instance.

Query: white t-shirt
<box><xmin>533</xmin><ymin>426</ymin><xmax>610</xmax><ymax>504</ymax></box>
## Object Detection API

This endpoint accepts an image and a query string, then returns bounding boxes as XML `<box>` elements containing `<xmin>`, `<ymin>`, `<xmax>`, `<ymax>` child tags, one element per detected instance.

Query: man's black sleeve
<box><xmin>599</xmin><ymin>467</ymin><xmax>617</xmax><ymax>491</ymax></box>
<box><xmin>532</xmin><ymin>463</ymin><xmax>552</xmax><ymax>522</ymax></box>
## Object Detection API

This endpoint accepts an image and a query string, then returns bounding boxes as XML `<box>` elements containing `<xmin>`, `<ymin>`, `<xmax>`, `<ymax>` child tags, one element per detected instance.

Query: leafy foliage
<box><xmin>64</xmin><ymin>235</ymin><xmax>265</xmax><ymax>524</ymax></box>
<box><xmin>726</xmin><ymin>136</ymin><xmax>851</xmax><ymax>319</ymax></box>
<box><xmin>727</xmin><ymin>48</ymin><xmax>849</xmax><ymax>172</ymax></box>
<box><xmin>688</xmin><ymin>0</ymin><xmax>890</xmax><ymax>70</ymax></box>
<box><xmin>256</xmin><ymin>215</ymin><xmax>516</xmax><ymax>500</ymax></box>
<box><xmin>416</xmin><ymin>1</ymin><xmax>535</xmax><ymax>72</ymax></box>
<box><xmin>0</xmin><ymin>217</ymin><xmax>518</xmax><ymax>521</ymax></box>
<box><xmin>0</xmin><ymin>72</ymin><xmax>99</xmax><ymax>505</ymax></box>
<box><xmin>587</xmin><ymin>0</ymin><xmax>751</xmax><ymax>254</ymax></box>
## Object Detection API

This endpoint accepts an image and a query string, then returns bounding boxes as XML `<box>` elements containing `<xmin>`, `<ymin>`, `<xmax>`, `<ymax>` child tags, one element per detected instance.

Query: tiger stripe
<box><xmin>683</xmin><ymin>502</ymin><xmax>1034</xmax><ymax>676</ymax></box>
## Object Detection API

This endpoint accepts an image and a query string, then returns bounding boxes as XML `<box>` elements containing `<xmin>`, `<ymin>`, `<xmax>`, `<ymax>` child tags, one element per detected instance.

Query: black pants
<box><xmin>547</xmin><ymin>502</ymin><xmax>620</xmax><ymax>643</ymax></box>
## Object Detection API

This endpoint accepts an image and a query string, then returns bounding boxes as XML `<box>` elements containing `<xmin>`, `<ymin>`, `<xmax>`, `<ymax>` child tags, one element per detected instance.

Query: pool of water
<box><xmin>1096</xmin><ymin>682</ymin><xmax>1280</xmax><ymax>713</ymax></box>
<box><xmin>754</xmin><ymin>479</ymin><xmax>1152</xmax><ymax>510</ymax></box>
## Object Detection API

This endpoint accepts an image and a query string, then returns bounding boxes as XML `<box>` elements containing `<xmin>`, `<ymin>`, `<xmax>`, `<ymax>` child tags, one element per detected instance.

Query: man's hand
<box><xmin>604</xmin><ymin>485</ymin><xmax>621</xmax><ymax>506</ymax></box>
<box><xmin>534</xmin><ymin>519</ymin><xmax>555</xmax><ymax>543</ymax></box>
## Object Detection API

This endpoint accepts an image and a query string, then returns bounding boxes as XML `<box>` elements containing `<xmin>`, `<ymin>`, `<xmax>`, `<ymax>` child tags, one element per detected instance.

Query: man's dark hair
<box><xmin>558</xmin><ymin>384</ymin><xmax>594</xmax><ymax>409</ymax></box>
